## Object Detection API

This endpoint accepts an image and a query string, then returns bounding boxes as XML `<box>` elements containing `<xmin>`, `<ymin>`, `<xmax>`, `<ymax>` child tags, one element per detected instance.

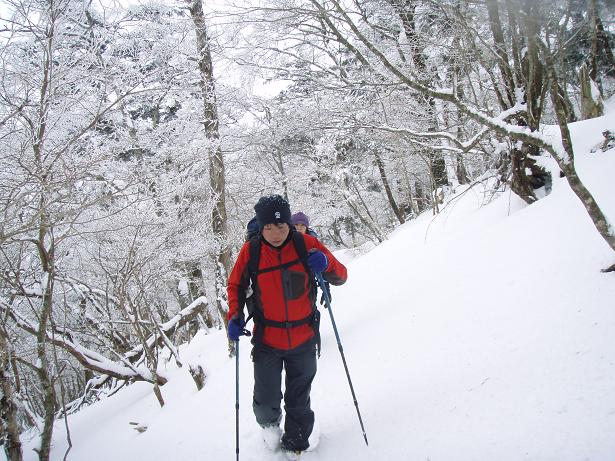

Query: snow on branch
<box><xmin>3</xmin><ymin>295</ymin><xmax>208</xmax><ymax>389</ymax></box>
<box><xmin>57</xmin><ymin>276</ymin><xmax>120</xmax><ymax>305</ymax></box>
<box><xmin>0</xmin><ymin>302</ymin><xmax>164</xmax><ymax>385</ymax></box>
<box><xmin>70</xmin><ymin>296</ymin><xmax>208</xmax><ymax>410</ymax></box>
<box><xmin>124</xmin><ymin>296</ymin><xmax>207</xmax><ymax>363</ymax></box>
<box><xmin>341</xmin><ymin>124</ymin><xmax>489</xmax><ymax>153</ymax></box>
<box><xmin>326</xmin><ymin>0</ymin><xmax>569</xmax><ymax>164</ymax></box>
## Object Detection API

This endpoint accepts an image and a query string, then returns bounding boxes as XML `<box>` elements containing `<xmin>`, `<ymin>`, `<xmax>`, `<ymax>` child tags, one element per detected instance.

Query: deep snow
<box><xmin>7</xmin><ymin>108</ymin><xmax>615</xmax><ymax>461</ymax></box>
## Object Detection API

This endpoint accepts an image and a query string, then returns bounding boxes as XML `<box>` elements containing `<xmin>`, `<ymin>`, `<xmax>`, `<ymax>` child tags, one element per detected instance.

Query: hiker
<box><xmin>291</xmin><ymin>211</ymin><xmax>332</xmax><ymax>305</ymax></box>
<box><xmin>291</xmin><ymin>211</ymin><xmax>318</xmax><ymax>237</ymax></box>
<box><xmin>227</xmin><ymin>194</ymin><xmax>347</xmax><ymax>457</ymax></box>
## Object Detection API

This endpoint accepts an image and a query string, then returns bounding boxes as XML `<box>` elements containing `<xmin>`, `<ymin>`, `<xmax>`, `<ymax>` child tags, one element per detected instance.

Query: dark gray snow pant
<box><xmin>252</xmin><ymin>342</ymin><xmax>317</xmax><ymax>451</ymax></box>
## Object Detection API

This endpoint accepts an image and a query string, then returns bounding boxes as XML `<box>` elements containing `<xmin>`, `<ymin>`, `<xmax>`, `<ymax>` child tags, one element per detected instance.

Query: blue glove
<box><xmin>307</xmin><ymin>250</ymin><xmax>328</xmax><ymax>273</ymax></box>
<box><xmin>228</xmin><ymin>318</ymin><xmax>248</xmax><ymax>341</ymax></box>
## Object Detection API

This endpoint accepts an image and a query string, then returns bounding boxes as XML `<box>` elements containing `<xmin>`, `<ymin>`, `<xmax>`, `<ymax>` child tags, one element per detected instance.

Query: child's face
<box><xmin>262</xmin><ymin>223</ymin><xmax>290</xmax><ymax>247</ymax></box>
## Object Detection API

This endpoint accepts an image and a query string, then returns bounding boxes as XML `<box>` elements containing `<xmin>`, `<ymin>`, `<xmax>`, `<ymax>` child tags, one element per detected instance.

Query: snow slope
<box><xmin>9</xmin><ymin>110</ymin><xmax>615</xmax><ymax>461</ymax></box>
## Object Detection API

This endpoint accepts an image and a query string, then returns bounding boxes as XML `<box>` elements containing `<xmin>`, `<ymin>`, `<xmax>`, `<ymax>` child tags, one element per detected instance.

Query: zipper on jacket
<box><xmin>279</xmin><ymin>250</ymin><xmax>292</xmax><ymax>348</ymax></box>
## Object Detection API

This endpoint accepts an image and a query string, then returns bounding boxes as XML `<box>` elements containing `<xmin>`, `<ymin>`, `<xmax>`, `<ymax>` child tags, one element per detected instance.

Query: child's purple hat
<box><xmin>291</xmin><ymin>211</ymin><xmax>310</xmax><ymax>228</ymax></box>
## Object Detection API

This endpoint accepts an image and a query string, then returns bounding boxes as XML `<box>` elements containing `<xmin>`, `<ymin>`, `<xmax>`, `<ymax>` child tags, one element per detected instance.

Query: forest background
<box><xmin>0</xmin><ymin>0</ymin><xmax>614</xmax><ymax>460</ymax></box>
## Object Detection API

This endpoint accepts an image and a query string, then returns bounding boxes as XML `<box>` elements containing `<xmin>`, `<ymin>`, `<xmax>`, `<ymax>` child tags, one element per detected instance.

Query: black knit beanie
<box><xmin>254</xmin><ymin>195</ymin><xmax>292</xmax><ymax>230</ymax></box>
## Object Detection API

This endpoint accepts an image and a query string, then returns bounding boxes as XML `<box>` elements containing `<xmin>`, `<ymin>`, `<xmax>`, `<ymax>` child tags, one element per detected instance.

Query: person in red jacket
<box><xmin>227</xmin><ymin>195</ymin><xmax>347</xmax><ymax>456</ymax></box>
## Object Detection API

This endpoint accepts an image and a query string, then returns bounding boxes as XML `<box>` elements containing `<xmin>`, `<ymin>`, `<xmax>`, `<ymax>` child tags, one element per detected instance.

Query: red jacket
<box><xmin>227</xmin><ymin>232</ymin><xmax>347</xmax><ymax>350</ymax></box>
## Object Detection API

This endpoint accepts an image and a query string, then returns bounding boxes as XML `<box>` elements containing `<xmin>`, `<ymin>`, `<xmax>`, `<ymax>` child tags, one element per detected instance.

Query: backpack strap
<box><xmin>291</xmin><ymin>231</ymin><xmax>321</xmax><ymax>355</ymax></box>
<box><xmin>291</xmin><ymin>231</ymin><xmax>310</xmax><ymax>272</ymax></box>
<box><xmin>247</xmin><ymin>236</ymin><xmax>261</xmax><ymax>284</ymax></box>
<box><xmin>244</xmin><ymin>236</ymin><xmax>262</xmax><ymax>326</ymax></box>
<box><xmin>292</xmin><ymin>230</ymin><xmax>318</xmax><ymax>302</ymax></box>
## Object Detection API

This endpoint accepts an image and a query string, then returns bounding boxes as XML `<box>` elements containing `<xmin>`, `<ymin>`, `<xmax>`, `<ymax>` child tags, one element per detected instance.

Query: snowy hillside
<box><xmin>10</xmin><ymin>111</ymin><xmax>615</xmax><ymax>461</ymax></box>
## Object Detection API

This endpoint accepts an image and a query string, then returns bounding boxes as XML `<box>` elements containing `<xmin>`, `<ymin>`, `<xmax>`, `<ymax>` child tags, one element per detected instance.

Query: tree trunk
<box><xmin>414</xmin><ymin>180</ymin><xmax>427</xmax><ymax>213</ymax></box>
<box><xmin>190</xmin><ymin>0</ymin><xmax>231</xmax><ymax>329</ymax></box>
<box><xmin>275</xmin><ymin>148</ymin><xmax>289</xmax><ymax>202</ymax></box>
<box><xmin>455</xmin><ymin>153</ymin><xmax>470</xmax><ymax>185</ymax></box>
<box><xmin>185</xmin><ymin>262</ymin><xmax>213</xmax><ymax>327</ymax></box>
<box><xmin>399</xmin><ymin>159</ymin><xmax>419</xmax><ymax>216</ymax></box>
<box><xmin>522</xmin><ymin>0</ymin><xmax>545</xmax><ymax>132</ymax></box>
<box><xmin>36</xmin><ymin>263</ymin><xmax>56</xmax><ymax>461</ymax></box>
<box><xmin>0</xmin><ymin>331</ymin><xmax>23</xmax><ymax>461</ymax></box>
<box><xmin>547</xmin><ymin>52</ymin><xmax>615</xmax><ymax>254</ymax></box>
<box><xmin>595</xmin><ymin>13</ymin><xmax>615</xmax><ymax>77</ymax></box>
<box><xmin>588</xmin><ymin>0</ymin><xmax>600</xmax><ymax>84</ymax></box>
<box><xmin>581</xmin><ymin>0</ymin><xmax>604</xmax><ymax>119</ymax></box>
<box><xmin>486</xmin><ymin>0</ymin><xmax>516</xmax><ymax>108</ymax></box>
<box><xmin>394</xmin><ymin>0</ymin><xmax>448</xmax><ymax>193</ymax></box>
<box><xmin>565</xmin><ymin>168</ymin><xmax>615</xmax><ymax>249</ymax></box>
<box><xmin>508</xmin><ymin>1</ymin><xmax>549</xmax><ymax>203</ymax></box>
<box><xmin>450</xmin><ymin>21</ymin><xmax>470</xmax><ymax>187</ymax></box>
<box><xmin>505</xmin><ymin>0</ymin><xmax>523</xmax><ymax>85</ymax></box>
<box><xmin>33</xmin><ymin>58</ymin><xmax>56</xmax><ymax>457</ymax></box>
<box><xmin>341</xmin><ymin>173</ymin><xmax>385</xmax><ymax>243</ymax></box>
<box><xmin>430</xmin><ymin>151</ymin><xmax>448</xmax><ymax>189</ymax></box>
<box><xmin>373</xmin><ymin>150</ymin><xmax>405</xmax><ymax>224</ymax></box>
<box><xmin>510</xmin><ymin>145</ymin><xmax>537</xmax><ymax>203</ymax></box>
<box><xmin>390</xmin><ymin>0</ymin><xmax>425</xmax><ymax>73</ymax></box>
<box><xmin>579</xmin><ymin>64</ymin><xmax>604</xmax><ymax>120</ymax></box>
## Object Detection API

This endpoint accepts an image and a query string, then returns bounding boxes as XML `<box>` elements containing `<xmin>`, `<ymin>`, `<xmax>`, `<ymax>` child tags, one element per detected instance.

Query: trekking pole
<box><xmin>315</xmin><ymin>272</ymin><xmax>369</xmax><ymax>446</ymax></box>
<box><xmin>234</xmin><ymin>326</ymin><xmax>251</xmax><ymax>460</ymax></box>
<box><xmin>235</xmin><ymin>339</ymin><xmax>240</xmax><ymax>461</ymax></box>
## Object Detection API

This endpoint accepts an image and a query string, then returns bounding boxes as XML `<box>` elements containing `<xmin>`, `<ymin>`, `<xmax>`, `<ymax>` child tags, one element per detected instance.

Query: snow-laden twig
<box><xmin>0</xmin><ymin>304</ymin><xmax>165</xmax><ymax>385</ymax></box>
<box><xmin>326</xmin><ymin>0</ymin><xmax>571</xmax><ymax>164</ymax></box>
<box><xmin>124</xmin><ymin>296</ymin><xmax>207</xmax><ymax>363</ymax></box>
<box><xmin>327</xmin><ymin>123</ymin><xmax>490</xmax><ymax>154</ymax></box>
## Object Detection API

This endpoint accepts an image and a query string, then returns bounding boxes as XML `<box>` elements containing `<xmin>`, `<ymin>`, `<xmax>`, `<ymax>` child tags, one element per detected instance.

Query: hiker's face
<box><xmin>262</xmin><ymin>223</ymin><xmax>290</xmax><ymax>247</ymax></box>
<box><xmin>294</xmin><ymin>224</ymin><xmax>307</xmax><ymax>235</ymax></box>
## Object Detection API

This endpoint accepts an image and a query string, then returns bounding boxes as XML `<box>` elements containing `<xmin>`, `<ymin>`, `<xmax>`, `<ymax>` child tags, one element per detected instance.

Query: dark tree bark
<box><xmin>588</xmin><ymin>0</ymin><xmax>600</xmax><ymax>83</ymax></box>
<box><xmin>190</xmin><ymin>0</ymin><xmax>232</xmax><ymax>336</ymax></box>
<box><xmin>393</xmin><ymin>0</ymin><xmax>449</xmax><ymax>192</ymax></box>
<box><xmin>414</xmin><ymin>180</ymin><xmax>427</xmax><ymax>213</ymax></box>
<box><xmin>595</xmin><ymin>13</ymin><xmax>615</xmax><ymax>77</ymax></box>
<box><xmin>580</xmin><ymin>64</ymin><xmax>604</xmax><ymax>119</ymax></box>
<box><xmin>35</xmin><ymin>250</ymin><xmax>56</xmax><ymax>461</ymax></box>
<box><xmin>486</xmin><ymin>0</ymin><xmax>516</xmax><ymax>108</ymax></box>
<box><xmin>522</xmin><ymin>0</ymin><xmax>545</xmax><ymax>132</ymax></box>
<box><xmin>450</xmin><ymin>11</ymin><xmax>470</xmax><ymax>187</ymax></box>
<box><xmin>0</xmin><ymin>331</ymin><xmax>23</xmax><ymax>461</ymax></box>
<box><xmin>32</xmin><ymin>27</ymin><xmax>57</xmax><ymax>455</ymax></box>
<box><xmin>455</xmin><ymin>153</ymin><xmax>470</xmax><ymax>185</ymax></box>
<box><xmin>580</xmin><ymin>0</ymin><xmax>604</xmax><ymax>119</ymax></box>
<box><xmin>431</xmin><ymin>152</ymin><xmax>448</xmax><ymax>189</ymax></box>
<box><xmin>373</xmin><ymin>150</ymin><xmax>405</xmax><ymax>224</ymax></box>
<box><xmin>390</xmin><ymin>0</ymin><xmax>426</xmax><ymax>73</ymax></box>
<box><xmin>487</xmin><ymin>0</ymin><xmax>548</xmax><ymax>204</ymax></box>
<box><xmin>545</xmin><ymin>50</ymin><xmax>615</xmax><ymax>256</ymax></box>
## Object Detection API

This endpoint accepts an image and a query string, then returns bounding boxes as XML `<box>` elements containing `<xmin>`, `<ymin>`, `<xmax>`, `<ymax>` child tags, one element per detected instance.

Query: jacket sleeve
<box><xmin>227</xmin><ymin>242</ymin><xmax>251</xmax><ymax>320</ymax></box>
<box><xmin>305</xmin><ymin>235</ymin><xmax>347</xmax><ymax>286</ymax></box>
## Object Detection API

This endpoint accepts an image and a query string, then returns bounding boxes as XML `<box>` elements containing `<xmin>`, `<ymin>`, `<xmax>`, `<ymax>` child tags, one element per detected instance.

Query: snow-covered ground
<box><xmin>9</xmin><ymin>108</ymin><xmax>615</xmax><ymax>460</ymax></box>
